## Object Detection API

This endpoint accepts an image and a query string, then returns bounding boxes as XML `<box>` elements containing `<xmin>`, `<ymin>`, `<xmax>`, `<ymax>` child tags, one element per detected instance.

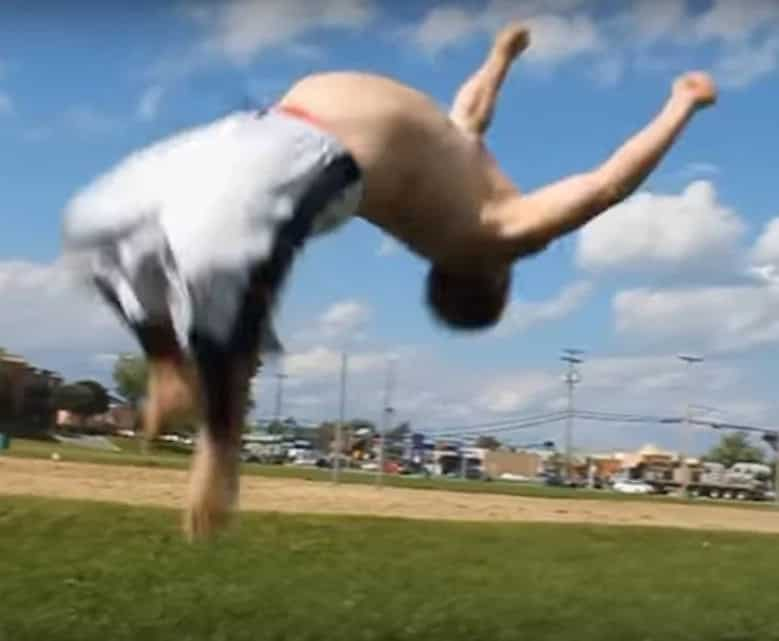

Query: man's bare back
<box><xmin>279</xmin><ymin>72</ymin><xmax>501</xmax><ymax>267</ymax></box>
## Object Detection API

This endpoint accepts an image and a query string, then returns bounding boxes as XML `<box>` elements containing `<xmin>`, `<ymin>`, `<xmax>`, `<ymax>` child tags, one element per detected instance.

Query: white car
<box><xmin>499</xmin><ymin>473</ymin><xmax>529</xmax><ymax>482</ymax></box>
<box><xmin>613</xmin><ymin>479</ymin><xmax>654</xmax><ymax>494</ymax></box>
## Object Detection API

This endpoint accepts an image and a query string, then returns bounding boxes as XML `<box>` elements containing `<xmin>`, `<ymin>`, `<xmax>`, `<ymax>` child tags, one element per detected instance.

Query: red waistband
<box><xmin>276</xmin><ymin>104</ymin><xmax>326</xmax><ymax>130</ymax></box>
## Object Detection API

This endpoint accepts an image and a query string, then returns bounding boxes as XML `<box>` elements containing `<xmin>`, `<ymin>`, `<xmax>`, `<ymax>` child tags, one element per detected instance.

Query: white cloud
<box><xmin>137</xmin><ymin>85</ymin><xmax>165</xmax><ymax>122</ymax></box>
<box><xmin>750</xmin><ymin>217</ymin><xmax>779</xmax><ymax>269</ymax></box>
<box><xmin>520</xmin><ymin>13</ymin><xmax>600</xmax><ymax>65</ymax></box>
<box><xmin>413</xmin><ymin>6</ymin><xmax>480</xmax><ymax>54</ymax></box>
<box><xmin>628</xmin><ymin>0</ymin><xmax>779</xmax><ymax>88</ymax></box>
<box><xmin>282</xmin><ymin>345</ymin><xmax>386</xmax><ymax>381</ymax></box>
<box><xmin>287</xmin><ymin>299</ymin><xmax>374</xmax><ymax>348</ymax></box>
<box><xmin>0</xmin><ymin>259</ymin><xmax>131</xmax><ymax>356</ymax></box>
<box><xmin>409</xmin><ymin>0</ymin><xmax>778</xmax><ymax>89</ymax></box>
<box><xmin>582</xmin><ymin>354</ymin><xmax>738</xmax><ymax>397</ymax></box>
<box><xmin>476</xmin><ymin>372</ymin><xmax>560</xmax><ymax>414</ymax></box>
<box><xmin>189</xmin><ymin>0</ymin><xmax>376</xmax><ymax>65</ymax></box>
<box><xmin>694</xmin><ymin>0</ymin><xmax>779</xmax><ymax>44</ymax></box>
<box><xmin>496</xmin><ymin>281</ymin><xmax>592</xmax><ymax>337</ymax></box>
<box><xmin>746</xmin><ymin>216</ymin><xmax>779</xmax><ymax>288</ymax></box>
<box><xmin>0</xmin><ymin>92</ymin><xmax>13</xmax><ymax>116</ymax></box>
<box><xmin>714</xmin><ymin>36</ymin><xmax>779</xmax><ymax>89</ymax></box>
<box><xmin>625</xmin><ymin>0</ymin><xmax>689</xmax><ymax>45</ymax></box>
<box><xmin>318</xmin><ymin>300</ymin><xmax>372</xmax><ymax>339</ymax></box>
<box><xmin>411</xmin><ymin>1</ymin><xmax>600</xmax><ymax>64</ymax></box>
<box><xmin>576</xmin><ymin>181</ymin><xmax>746</xmax><ymax>273</ymax></box>
<box><xmin>613</xmin><ymin>284</ymin><xmax>779</xmax><ymax>353</ymax></box>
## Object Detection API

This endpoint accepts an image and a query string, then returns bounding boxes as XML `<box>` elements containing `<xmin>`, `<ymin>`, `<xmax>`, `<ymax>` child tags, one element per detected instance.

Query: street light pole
<box><xmin>273</xmin><ymin>372</ymin><xmax>288</xmax><ymax>428</ymax></box>
<box><xmin>377</xmin><ymin>355</ymin><xmax>397</xmax><ymax>487</ymax></box>
<box><xmin>333</xmin><ymin>352</ymin><xmax>348</xmax><ymax>484</ymax></box>
<box><xmin>677</xmin><ymin>353</ymin><xmax>704</xmax><ymax>496</ymax></box>
<box><xmin>561</xmin><ymin>349</ymin><xmax>584</xmax><ymax>483</ymax></box>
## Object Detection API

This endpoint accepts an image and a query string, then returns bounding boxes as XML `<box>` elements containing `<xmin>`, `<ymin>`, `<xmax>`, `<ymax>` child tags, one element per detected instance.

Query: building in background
<box><xmin>0</xmin><ymin>352</ymin><xmax>63</xmax><ymax>434</ymax></box>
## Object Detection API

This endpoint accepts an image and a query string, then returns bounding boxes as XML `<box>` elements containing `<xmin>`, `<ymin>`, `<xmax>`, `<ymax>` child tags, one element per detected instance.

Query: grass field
<box><xmin>1</xmin><ymin>495</ymin><xmax>778</xmax><ymax>641</ymax></box>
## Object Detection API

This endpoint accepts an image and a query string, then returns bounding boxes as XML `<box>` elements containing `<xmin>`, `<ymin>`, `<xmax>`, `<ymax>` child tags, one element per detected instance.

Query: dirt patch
<box><xmin>2</xmin><ymin>457</ymin><xmax>779</xmax><ymax>534</ymax></box>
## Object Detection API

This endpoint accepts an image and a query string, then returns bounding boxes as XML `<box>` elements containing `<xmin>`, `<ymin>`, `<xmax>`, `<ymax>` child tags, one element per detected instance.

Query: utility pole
<box><xmin>273</xmin><ymin>371</ymin><xmax>288</xmax><ymax>430</ymax></box>
<box><xmin>561</xmin><ymin>349</ymin><xmax>583</xmax><ymax>483</ymax></box>
<box><xmin>332</xmin><ymin>352</ymin><xmax>348</xmax><ymax>484</ymax></box>
<box><xmin>460</xmin><ymin>435</ymin><xmax>469</xmax><ymax>480</ymax></box>
<box><xmin>677</xmin><ymin>353</ymin><xmax>703</xmax><ymax>497</ymax></box>
<box><xmin>376</xmin><ymin>355</ymin><xmax>397</xmax><ymax>487</ymax></box>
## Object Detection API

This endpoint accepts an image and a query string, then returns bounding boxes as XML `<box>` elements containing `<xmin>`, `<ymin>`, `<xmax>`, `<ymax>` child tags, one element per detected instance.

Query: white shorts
<box><xmin>62</xmin><ymin>107</ymin><xmax>363</xmax><ymax>359</ymax></box>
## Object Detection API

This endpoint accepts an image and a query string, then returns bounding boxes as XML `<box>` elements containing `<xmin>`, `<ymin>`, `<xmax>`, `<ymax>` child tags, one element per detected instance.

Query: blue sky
<box><xmin>2</xmin><ymin>0</ymin><xmax>779</xmax><ymax>454</ymax></box>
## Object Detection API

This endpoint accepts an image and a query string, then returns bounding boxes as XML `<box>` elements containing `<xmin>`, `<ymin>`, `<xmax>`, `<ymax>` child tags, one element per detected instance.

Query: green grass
<box><xmin>6</xmin><ymin>435</ymin><xmax>192</xmax><ymax>468</ymax></box>
<box><xmin>4</xmin><ymin>437</ymin><xmax>776</xmax><ymax>509</ymax></box>
<box><xmin>1</xmin><ymin>495</ymin><xmax>778</xmax><ymax>641</ymax></box>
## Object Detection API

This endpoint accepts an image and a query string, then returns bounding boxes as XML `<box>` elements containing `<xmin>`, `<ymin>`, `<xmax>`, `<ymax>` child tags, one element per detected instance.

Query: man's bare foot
<box><xmin>673</xmin><ymin>71</ymin><xmax>718</xmax><ymax>109</ymax></box>
<box><xmin>494</xmin><ymin>23</ymin><xmax>530</xmax><ymax>61</ymax></box>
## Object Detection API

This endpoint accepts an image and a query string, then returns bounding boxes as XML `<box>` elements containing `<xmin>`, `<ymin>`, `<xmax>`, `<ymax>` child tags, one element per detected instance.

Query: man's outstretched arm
<box><xmin>449</xmin><ymin>23</ymin><xmax>529</xmax><ymax>137</ymax></box>
<box><xmin>489</xmin><ymin>72</ymin><xmax>717</xmax><ymax>258</ymax></box>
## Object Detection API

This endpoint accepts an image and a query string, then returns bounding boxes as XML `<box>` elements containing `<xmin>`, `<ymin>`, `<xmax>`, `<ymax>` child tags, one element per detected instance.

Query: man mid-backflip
<box><xmin>62</xmin><ymin>22</ymin><xmax>717</xmax><ymax>539</ymax></box>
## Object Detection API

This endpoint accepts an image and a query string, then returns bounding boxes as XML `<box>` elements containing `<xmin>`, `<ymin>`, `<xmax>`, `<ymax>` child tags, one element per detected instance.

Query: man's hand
<box><xmin>494</xmin><ymin>23</ymin><xmax>531</xmax><ymax>61</ymax></box>
<box><xmin>673</xmin><ymin>71</ymin><xmax>718</xmax><ymax>110</ymax></box>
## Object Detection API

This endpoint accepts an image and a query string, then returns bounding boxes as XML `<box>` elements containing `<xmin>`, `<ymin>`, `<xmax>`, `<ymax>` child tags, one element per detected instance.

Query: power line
<box><xmin>426</xmin><ymin>410</ymin><xmax>570</xmax><ymax>436</ymax></box>
<box><xmin>441</xmin><ymin>414</ymin><xmax>570</xmax><ymax>439</ymax></box>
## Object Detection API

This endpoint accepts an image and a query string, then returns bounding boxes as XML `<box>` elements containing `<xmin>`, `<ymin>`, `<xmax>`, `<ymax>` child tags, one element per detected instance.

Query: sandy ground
<box><xmin>2</xmin><ymin>457</ymin><xmax>779</xmax><ymax>534</ymax></box>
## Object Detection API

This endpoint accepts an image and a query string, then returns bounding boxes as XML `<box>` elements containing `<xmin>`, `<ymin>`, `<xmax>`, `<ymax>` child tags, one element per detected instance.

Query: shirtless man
<box><xmin>62</xmin><ymin>23</ymin><xmax>717</xmax><ymax>539</ymax></box>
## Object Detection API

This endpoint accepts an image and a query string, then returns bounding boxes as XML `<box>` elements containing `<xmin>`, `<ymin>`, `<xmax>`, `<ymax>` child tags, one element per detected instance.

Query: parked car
<box><xmin>613</xmin><ymin>479</ymin><xmax>654</xmax><ymax>494</ymax></box>
<box><xmin>543</xmin><ymin>474</ymin><xmax>584</xmax><ymax>488</ymax></box>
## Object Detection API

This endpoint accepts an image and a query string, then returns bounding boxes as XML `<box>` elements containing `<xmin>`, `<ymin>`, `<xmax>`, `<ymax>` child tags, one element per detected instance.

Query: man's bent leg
<box><xmin>449</xmin><ymin>23</ymin><xmax>530</xmax><ymax>136</ymax></box>
<box><xmin>184</xmin><ymin>344</ymin><xmax>257</xmax><ymax>540</ymax></box>
<box><xmin>184</xmin><ymin>275</ymin><xmax>268</xmax><ymax>541</ymax></box>
<box><xmin>93</xmin><ymin>275</ymin><xmax>201</xmax><ymax>443</ymax></box>
<box><xmin>489</xmin><ymin>72</ymin><xmax>717</xmax><ymax>258</ymax></box>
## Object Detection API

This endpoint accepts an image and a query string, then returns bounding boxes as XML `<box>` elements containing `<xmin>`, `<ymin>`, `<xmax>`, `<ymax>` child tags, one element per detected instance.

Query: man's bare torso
<box><xmin>279</xmin><ymin>72</ymin><xmax>515</xmax><ymax>269</ymax></box>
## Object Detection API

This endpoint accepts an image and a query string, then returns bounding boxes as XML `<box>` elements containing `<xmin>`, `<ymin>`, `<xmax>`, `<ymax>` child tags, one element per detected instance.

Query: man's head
<box><xmin>425</xmin><ymin>264</ymin><xmax>511</xmax><ymax>330</ymax></box>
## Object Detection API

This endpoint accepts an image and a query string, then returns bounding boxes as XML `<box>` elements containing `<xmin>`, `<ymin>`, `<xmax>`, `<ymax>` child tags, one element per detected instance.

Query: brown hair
<box><xmin>425</xmin><ymin>264</ymin><xmax>510</xmax><ymax>330</ymax></box>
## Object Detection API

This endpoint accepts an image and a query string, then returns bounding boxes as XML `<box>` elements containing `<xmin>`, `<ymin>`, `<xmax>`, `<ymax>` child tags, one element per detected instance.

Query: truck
<box><xmin>640</xmin><ymin>461</ymin><xmax>775</xmax><ymax>501</ymax></box>
<box><xmin>687</xmin><ymin>462</ymin><xmax>774</xmax><ymax>501</ymax></box>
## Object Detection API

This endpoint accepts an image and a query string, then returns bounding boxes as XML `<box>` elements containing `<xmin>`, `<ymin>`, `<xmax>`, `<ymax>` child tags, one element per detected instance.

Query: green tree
<box><xmin>113</xmin><ymin>353</ymin><xmax>257</xmax><ymax>411</ymax></box>
<box><xmin>53</xmin><ymin>380</ymin><xmax>110</xmax><ymax>423</ymax></box>
<box><xmin>0</xmin><ymin>348</ymin><xmax>10</xmax><ymax>417</ymax></box>
<box><xmin>704</xmin><ymin>432</ymin><xmax>765</xmax><ymax>468</ymax></box>
<box><xmin>112</xmin><ymin>354</ymin><xmax>148</xmax><ymax>408</ymax></box>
